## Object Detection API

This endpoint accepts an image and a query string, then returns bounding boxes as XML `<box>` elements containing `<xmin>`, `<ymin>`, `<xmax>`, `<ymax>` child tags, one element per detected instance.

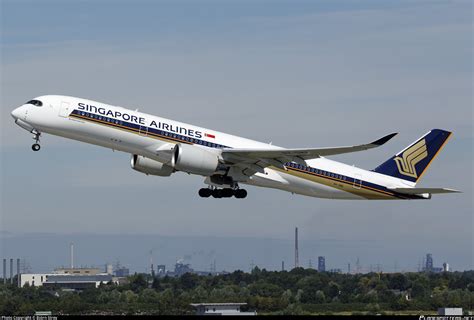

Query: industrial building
<box><xmin>17</xmin><ymin>243</ymin><xmax>127</xmax><ymax>290</ymax></box>
<box><xmin>438</xmin><ymin>308</ymin><xmax>463</xmax><ymax>316</ymax></box>
<box><xmin>20</xmin><ymin>273</ymin><xmax>116</xmax><ymax>289</ymax></box>
<box><xmin>422</xmin><ymin>253</ymin><xmax>449</xmax><ymax>273</ymax></box>
<box><xmin>19</xmin><ymin>264</ymin><xmax>123</xmax><ymax>289</ymax></box>
<box><xmin>53</xmin><ymin>267</ymin><xmax>102</xmax><ymax>275</ymax></box>
<box><xmin>153</xmin><ymin>261</ymin><xmax>228</xmax><ymax>278</ymax></box>
<box><xmin>318</xmin><ymin>256</ymin><xmax>326</xmax><ymax>272</ymax></box>
<box><xmin>156</xmin><ymin>264</ymin><xmax>166</xmax><ymax>276</ymax></box>
<box><xmin>190</xmin><ymin>303</ymin><xmax>256</xmax><ymax>316</ymax></box>
<box><xmin>114</xmin><ymin>266</ymin><xmax>130</xmax><ymax>277</ymax></box>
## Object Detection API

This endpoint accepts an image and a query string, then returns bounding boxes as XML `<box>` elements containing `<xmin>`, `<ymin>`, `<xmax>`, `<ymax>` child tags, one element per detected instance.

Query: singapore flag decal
<box><xmin>205</xmin><ymin>133</ymin><xmax>215</xmax><ymax>139</ymax></box>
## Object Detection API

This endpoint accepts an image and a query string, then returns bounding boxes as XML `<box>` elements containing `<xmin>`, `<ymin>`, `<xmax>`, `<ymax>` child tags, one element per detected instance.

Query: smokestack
<box><xmin>281</xmin><ymin>261</ymin><xmax>284</xmax><ymax>271</ymax></box>
<box><xmin>10</xmin><ymin>258</ymin><xmax>13</xmax><ymax>284</ymax></box>
<box><xmin>150</xmin><ymin>250</ymin><xmax>154</xmax><ymax>277</ymax></box>
<box><xmin>17</xmin><ymin>259</ymin><xmax>20</xmax><ymax>287</ymax></box>
<box><xmin>3</xmin><ymin>259</ymin><xmax>6</xmax><ymax>284</ymax></box>
<box><xmin>70</xmin><ymin>243</ymin><xmax>74</xmax><ymax>269</ymax></box>
<box><xmin>294</xmin><ymin>227</ymin><xmax>299</xmax><ymax>269</ymax></box>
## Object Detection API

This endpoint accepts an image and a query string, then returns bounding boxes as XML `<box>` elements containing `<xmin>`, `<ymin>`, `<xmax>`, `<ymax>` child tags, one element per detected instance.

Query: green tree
<box><xmin>139</xmin><ymin>288</ymin><xmax>159</xmax><ymax>303</ymax></box>
<box><xmin>129</xmin><ymin>274</ymin><xmax>148</xmax><ymax>293</ymax></box>
<box><xmin>327</xmin><ymin>281</ymin><xmax>341</xmax><ymax>299</ymax></box>
<box><xmin>411</xmin><ymin>280</ymin><xmax>428</xmax><ymax>298</ymax></box>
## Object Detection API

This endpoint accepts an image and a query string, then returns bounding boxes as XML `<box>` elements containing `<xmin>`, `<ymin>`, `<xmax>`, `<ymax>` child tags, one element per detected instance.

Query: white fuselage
<box><xmin>11</xmin><ymin>95</ymin><xmax>414</xmax><ymax>200</ymax></box>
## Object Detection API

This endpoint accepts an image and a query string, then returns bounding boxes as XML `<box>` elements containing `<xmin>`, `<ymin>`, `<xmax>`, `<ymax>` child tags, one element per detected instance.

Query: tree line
<box><xmin>1</xmin><ymin>268</ymin><xmax>473</xmax><ymax>315</ymax></box>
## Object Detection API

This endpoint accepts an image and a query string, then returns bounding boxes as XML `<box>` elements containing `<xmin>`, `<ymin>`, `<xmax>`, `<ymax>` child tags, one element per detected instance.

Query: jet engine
<box><xmin>131</xmin><ymin>154</ymin><xmax>174</xmax><ymax>176</ymax></box>
<box><xmin>173</xmin><ymin>143</ymin><xmax>220</xmax><ymax>176</ymax></box>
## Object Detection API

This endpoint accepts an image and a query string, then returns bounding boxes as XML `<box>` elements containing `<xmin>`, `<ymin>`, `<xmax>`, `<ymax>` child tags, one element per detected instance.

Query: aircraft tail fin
<box><xmin>373</xmin><ymin>129</ymin><xmax>452</xmax><ymax>184</ymax></box>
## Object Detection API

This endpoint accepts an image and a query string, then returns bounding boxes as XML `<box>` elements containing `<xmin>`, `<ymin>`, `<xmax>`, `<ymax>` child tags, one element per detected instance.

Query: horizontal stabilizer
<box><xmin>389</xmin><ymin>187</ymin><xmax>461</xmax><ymax>195</ymax></box>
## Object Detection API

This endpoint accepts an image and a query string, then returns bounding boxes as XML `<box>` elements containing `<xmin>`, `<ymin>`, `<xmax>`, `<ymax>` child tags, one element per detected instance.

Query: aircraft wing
<box><xmin>389</xmin><ymin>188</ymin><xmax>461</xmax><ymax>195</ymax></box>
<box><xmin>221</xmin><ymin>132</ymin><xmax>397</xmax><ymax>175</ymax></box>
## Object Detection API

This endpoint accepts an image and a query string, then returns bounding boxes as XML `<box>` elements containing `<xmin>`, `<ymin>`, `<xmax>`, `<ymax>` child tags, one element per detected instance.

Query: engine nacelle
<box><xmin>131</xmin><ymin>155</ymin><xmax>174</xmax><ymax>177</ymax></box>
<box><xmin>174</xmin><ymin>143</ymin><xmax>220</xmax><ymax>176</ymax></box>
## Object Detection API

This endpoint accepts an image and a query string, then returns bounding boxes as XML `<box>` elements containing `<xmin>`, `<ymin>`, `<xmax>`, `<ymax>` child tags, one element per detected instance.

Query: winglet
<box><xmin>371</xmin><ymin>133</ymin><xmax>398</xmax><ymax>146</ymax></box>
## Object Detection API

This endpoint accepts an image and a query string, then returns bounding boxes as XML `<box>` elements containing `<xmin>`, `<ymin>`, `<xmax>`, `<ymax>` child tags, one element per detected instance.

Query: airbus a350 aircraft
<box><xmin>11</xmin><ymin>95</ymin><xmax>460</xmax><ymax>199</ymax></box>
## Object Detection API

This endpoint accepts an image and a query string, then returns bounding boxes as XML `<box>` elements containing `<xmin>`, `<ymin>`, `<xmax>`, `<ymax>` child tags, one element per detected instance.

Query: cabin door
<box><xmin>353</xmin><ymin>173</ymin><xmax>362</xmax><ymax>189</ymax></box>
<box><xmin>59</xmin><ymin>101</ymin><xmax>71</xmax><ymax>118</ymax></box>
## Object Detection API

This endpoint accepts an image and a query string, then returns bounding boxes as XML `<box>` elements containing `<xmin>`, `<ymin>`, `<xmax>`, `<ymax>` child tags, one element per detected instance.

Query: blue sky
<box><xmin>0</xmin><ymin>0</ymin><xmax>472</xmax><ymax>273</ymax></box>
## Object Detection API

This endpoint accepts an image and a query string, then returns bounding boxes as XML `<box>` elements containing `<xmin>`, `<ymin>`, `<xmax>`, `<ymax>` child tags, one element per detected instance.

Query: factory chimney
<box><xmin>70</xmin><ymin>243</ymin><xmax>74</xmax><ymax>269</ymax></box>
<box><xmin>17</xmin><ymin>259</ymin><xmax>20</xmax><ymax>287</ymax></box>
<box><xmin>10</xmin><ymin>258</ymin><xmax>13</xmax><ymax>284</ymax></box>
<box><xmin>150</xmin><ymin>250</ymin><xmax>155</xmax><ymax>277</ymax></box>
<box><xmin>294</xmin><ymin>227</ymin><xmax>299</xmax><ymax>269</ymax></box>
<box><xmin>2</xmin><ymin>259</ymin><xmax>6</xmax><ymax>284</ymax></box>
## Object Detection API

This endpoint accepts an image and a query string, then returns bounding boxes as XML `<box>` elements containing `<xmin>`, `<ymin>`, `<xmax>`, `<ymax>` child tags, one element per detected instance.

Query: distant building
<box><xmin>443</xmin><ymin>262</ymin><xmax>449</xmax><ymax>272</ymax></box>
<box><xmin>20</xmin><ymin>274</ymin><xmax>49</xmax><ymax>287</ymax></box>
<box><xmin>425</xmin><ymin>254</ymin><xmax>433</xmax><ymax>272</ymax></box>
<box><xmin>114</xmin><ymin>267</ymin><xmax>129</xmax><ymax>277</ymax></box>
<box><xmin>329</xmin><ymin>268</ymin><xmax>342</xmax><ymax>274</ymax></box>
<box><xmin>318</xmin><ymin>256</ymin><xmax>326</xmax><ymax>272</ymax></box>
<box><xmin>190</xmin><ymin>303</ymin><xmax>256</xmax><ymax>316</ymax></box>
<box><xmin>53</xmin><ymin>267</ymin><xmax>101</xmax><ymax>275</ymax></box>
<box><xmin>438</xmin><ymin>308</ymin><xmax>462</xmax><ymax>316</ymax></box>
<box><xmin>106</xmin><ymin>264</ymin><xmax>113</xmax><ymax>275</ymax></box>
<box><xmin>20</xmin><ymin>265</ymin><xmax>123</xmax><ymax>289</ymax></box>
<box><xmin>156</xmin><ymin>265</ymin><xmax>166</xmax><ymax>275</ymax></box>
<box><xmin>422</xmin><ymin>254</ymin><xmax>448</xmax><ymax>273</ymax></box>
<box><xmin>174</xmin><ymin>261</ymin><xmax>194</xmax><ymax>276</ymax></box>
<box><xmin>20</xmin><ymin>273</ymin><xmax>117</xmax><ymax>289</ymax></box>
<box><xmin>155</xmin><ymin>261</ymin><xmax>228</xmax><ymax>278</ymax></box>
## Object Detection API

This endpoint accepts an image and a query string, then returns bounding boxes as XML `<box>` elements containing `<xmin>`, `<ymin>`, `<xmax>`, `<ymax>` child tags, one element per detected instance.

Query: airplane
<box><xmin>11</xmin><ymin>95</ymin><xmax>460</xmax><ymax>200</ymax></box>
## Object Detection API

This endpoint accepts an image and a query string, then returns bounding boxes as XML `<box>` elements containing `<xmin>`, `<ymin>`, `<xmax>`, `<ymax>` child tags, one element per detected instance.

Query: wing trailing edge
<box><xmin>389</xmin><ymin>187</ymin><xmax>461</xmax><ymax>195</ymax></box>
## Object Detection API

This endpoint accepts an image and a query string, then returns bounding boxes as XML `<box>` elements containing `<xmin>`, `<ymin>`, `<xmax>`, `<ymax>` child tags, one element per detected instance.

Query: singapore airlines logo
<box><xmin>393</xmin><ymin>139</ymin><xmax>428</xmax><ymax>178</ymax></box>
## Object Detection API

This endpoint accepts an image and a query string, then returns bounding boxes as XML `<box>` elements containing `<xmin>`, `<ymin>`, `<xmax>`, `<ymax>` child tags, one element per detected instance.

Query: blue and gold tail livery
<box><xmin>373</xmin><ymin>129</ymin><xmax>452</xmax><ymax>183</ymax></box>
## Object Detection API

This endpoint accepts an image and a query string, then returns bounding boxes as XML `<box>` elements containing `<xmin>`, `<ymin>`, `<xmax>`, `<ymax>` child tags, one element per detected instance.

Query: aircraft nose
<box><xmin>11</xmin><ymin>106</ymin><xmax>24</xmax><ymax>120</ymax></box>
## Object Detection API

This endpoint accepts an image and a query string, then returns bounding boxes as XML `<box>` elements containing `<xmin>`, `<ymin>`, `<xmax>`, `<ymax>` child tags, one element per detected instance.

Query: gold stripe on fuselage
<box><xmin>275</xmin><ymin>166</ymin><xmax>397</xmax><ymax>200</ymax></box>
<box><xmin>69</xmin><ymin>113</ymin><xmax>193</xmax><ymax>145</ymax></box>
<box><xmin>70</xmin><ymin>112</ymin><xmax>398</xmax><ymax>199</ymax></box>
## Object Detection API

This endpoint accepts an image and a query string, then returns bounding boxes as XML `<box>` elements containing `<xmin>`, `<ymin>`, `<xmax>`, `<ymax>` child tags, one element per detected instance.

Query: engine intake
<box><xmin>131</xmin><ymin>155</ymin><xmax>174</xmax><ymax>177</ymax></box>
<box><xmin>174</xmin><ymin>143</ymin><xmax>220</xmax><ymax>176</ymax></box>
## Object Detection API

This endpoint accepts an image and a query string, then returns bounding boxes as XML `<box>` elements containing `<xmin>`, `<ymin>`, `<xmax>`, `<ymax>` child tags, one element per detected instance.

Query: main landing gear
<box><xmin>198</xmin><ymin>187</ymin><xmax>247</xmax><ymax>199</ymax></box>
<box><xmin>31</xmin><ymin>131</ymin><xmax>41</xmax><ymax>152</ymax></box>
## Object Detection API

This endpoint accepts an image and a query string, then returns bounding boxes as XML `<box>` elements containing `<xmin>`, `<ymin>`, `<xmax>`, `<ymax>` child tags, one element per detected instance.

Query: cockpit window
<box><xmin>26</xmin><ymin>100</ymin><xmax>43</xmax><ymax>107</ymax></box>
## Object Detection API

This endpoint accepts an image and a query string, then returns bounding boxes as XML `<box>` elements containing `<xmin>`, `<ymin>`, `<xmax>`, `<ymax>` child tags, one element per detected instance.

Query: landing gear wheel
<box><xmin>221</xmin><ymin>188</ymin><xmax>234</xmax><ymax>198</ymax></box>
<box><xmin>31</xmin><ymin>130</ymin><xmax>41</xmax><ymax>152</ymax></box>
<box><xmin>211</xmin><ymin>189</ymin><xmax>223</xmax><ymax>198</ymax></box>
<box><xmin>198</xmin><ymin>188</ymin><xmax>212</xmax><ymax>198</ymax></box>
<box><xmin>234</xmin><ymin>189</ymin><xmax>247</xmax><ymax>199</ymax></box>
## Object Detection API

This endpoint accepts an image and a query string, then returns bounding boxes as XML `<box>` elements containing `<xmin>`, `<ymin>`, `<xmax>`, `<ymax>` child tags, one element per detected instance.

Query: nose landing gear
<box><xmin>31</xmin><ymin>131</ymin><xmax>41</xmax><ymax>152</ymax></box>
<box><xmin>198</xmin><ymin>187</ymin><xmax>248</xmax><ymax>199</ymax></box>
